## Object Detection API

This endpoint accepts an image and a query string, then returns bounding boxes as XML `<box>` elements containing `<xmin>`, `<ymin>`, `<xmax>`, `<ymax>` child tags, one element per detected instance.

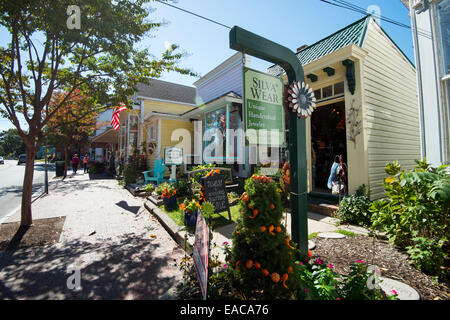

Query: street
<box><xmin>0</xmin><ymin>159</ymin><xmax>54</xmax><ymax>222</ymax></box>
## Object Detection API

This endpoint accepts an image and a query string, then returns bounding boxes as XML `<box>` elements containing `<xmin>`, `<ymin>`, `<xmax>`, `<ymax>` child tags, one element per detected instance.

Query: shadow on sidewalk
<box><xmin>0</xmin><ymin>232</ymin><xmax>182</xmax><ymax>299</ymax></box>
<box><xmin>115</xmin><ymin>201</ymin><xmax>141</xmax><ymax>215</ymax></box>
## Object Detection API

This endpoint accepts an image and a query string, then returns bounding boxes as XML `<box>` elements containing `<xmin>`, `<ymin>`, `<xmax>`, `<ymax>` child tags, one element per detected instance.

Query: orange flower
<box><xmin>275</xmin><ymin>226</ymin><xmax>282</xmax><ymax>233</ymax></box>
<box><xmin>254</xmin><ymin>261</ymin><xmax>261</xmax><ymax>269</ymax></box>
<box><xmin>269</xmin><ymin>203</ymin><xmax>275</xmax><ymax>210</ymax></box>
<box><xmin>268</xmin><ymin>225</ymin><xmax>275</xmax><ymax>236</ymax></box>
<box><xmin>271</xmin><ymin>272</ymin><xmax>280</xmax><ymax>283</ymax></box>
<box><xmin>246</xmin><ymin>260</ymin><xmax>253</xmax><ymax>269</ymax></box>
<box><xmin>308</xmin><ymin>250</ymin><xmax>312</xmax><ymax>258</ymax></box>
<box><xmin>215</xmin><ymin>169</ymin><xmax>220</xmax><ymax>174</ymax></box>
<box><xmin>285</xmin><ymin>237</ymin><xmax>295</xmax><ymax>249</ymax></box>
<box><xmin>262</xmin><ymin>269</ymin><xmax>269</xmax><ymax>277</ymax></box>
<box><xmin>249</xmin><ymin>209</ymin><xmax>259</xmax><ymax>219</ymax></box>
<box><xmin>287</xmin><ymin>266</ymin><xmax>293</xmax><ymax>273</ymax></box>
<box><xmin>179</xmin><ymin>203</ymin><xmax>186</xmax><ymax>211</ymax></box>
<box><xmin>282</xmin><ymin>273</ymin><xmax>289</xmax><ymax>289</ymax></box>
<box><xmin>259</xmin><ymin>226</ymin><xmax>266</xmax><ymax>233</ymax></box>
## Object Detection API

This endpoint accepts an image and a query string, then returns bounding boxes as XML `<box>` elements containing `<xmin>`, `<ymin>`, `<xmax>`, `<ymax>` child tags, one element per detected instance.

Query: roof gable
<box><xmin>135</xmin><ymin>79</ymin><xmax>196</xmax><ymax>105</ymax></box>
<box><xmin>267</xmin><ymin>16</ymin><xmax>370</xmax><ymax>76</ymax></box>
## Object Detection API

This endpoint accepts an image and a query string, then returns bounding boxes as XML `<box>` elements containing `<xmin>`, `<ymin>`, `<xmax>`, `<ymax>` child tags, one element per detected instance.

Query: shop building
<box><xmin>267</xmin><ymin>15</ymin><xmax>420</xmax><ymax>199</ymax></box>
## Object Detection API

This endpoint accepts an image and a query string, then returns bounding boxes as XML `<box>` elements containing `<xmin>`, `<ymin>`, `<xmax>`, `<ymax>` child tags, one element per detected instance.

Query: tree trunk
<box><xmin>64</xmin><ymin>147</ymin><xmax>68</xmax><ymax>177</ymax></box>
<box><xmin>21</xmin><ymin>146</ymin><xmax>36</xmax><ymax>226</ymax></box>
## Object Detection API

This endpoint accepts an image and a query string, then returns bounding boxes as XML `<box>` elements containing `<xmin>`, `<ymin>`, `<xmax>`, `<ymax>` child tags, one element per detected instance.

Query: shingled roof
<box><xmin>267</xmin><ymin>16</ymin><xmax>370</xmax><ymax>76</ymax></box>
<box><xmin>136</xmin><ymin>79</ymin><xmax>196</xmax><ymax>105</ymax></box>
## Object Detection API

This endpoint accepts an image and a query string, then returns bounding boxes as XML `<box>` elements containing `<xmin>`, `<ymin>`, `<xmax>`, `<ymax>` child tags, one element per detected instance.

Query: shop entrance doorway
<box><xmin>310</xmin><ymin>100</ymin><xmax>347</xmax><ymax>194</ymax></box>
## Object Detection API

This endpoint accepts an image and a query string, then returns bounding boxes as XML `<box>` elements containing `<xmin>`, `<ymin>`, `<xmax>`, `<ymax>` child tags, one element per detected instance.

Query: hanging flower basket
<box><xmin>287</xmin><ymin>81</ymin><xmax>316</xmax><ymax>118</ymax></box>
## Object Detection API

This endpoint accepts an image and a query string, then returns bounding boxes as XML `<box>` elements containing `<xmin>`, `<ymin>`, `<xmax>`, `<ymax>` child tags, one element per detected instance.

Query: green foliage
<box><xmin>174</xmin><ymin>179</ymin><xmax>189</xmax><ymax>197</ymax></box>
<box><xmin>406</xmin><ymin>234</ymin><xmax>447</xmax><ymax>276</ymax></box>
<box><xmin>122</xmin><ymin>165</ymin><xmax>140</xmax><ymax>186</ymax></box>
<box><xmin>370</xmin><ymin>159</ymin><xmax>449</xmax><ymax>277</ymax></box>
<box><xmin>336</xmin><ymin>185</ymin><xmax>373</xmax><ymax>228</ymax></box>
<box><xmin>0</xmin><ymin>129</ymin><xmax>25</xmax><ymax>157</ymax></box>
<box><xmin>201</xmin><ymin>201</ymin><xmax>215</xmax><ymax>221</ymax></box>
<box><xmin>142</xmin><ymin>183</ymin><xmax>155</xmax><ymax>192</ymax></box>
<box><xmin>296</xmin><ymin>259</ymin><xmax>397</xmax><ymax>300</ymax></box>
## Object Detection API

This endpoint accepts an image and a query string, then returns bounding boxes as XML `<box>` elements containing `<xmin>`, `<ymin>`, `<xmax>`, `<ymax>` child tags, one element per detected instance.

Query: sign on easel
<box><xmin>164</xmin><ymin>146</ymin><xmax>183</xmax><ymax>181</ymax></box>
<box><xmin>193</xmin><ymin>211</ymin><xmax>210</xmax><ymax>300</ymax></box>
<box><xmin>201</xmin><ymin>173</ymin><xmax>231</xmax><ymax>220</ymax></box>
<box><xmin>164</xmin><ymin>146</ymin><xmax>183</xmax><ymax>165</ymax></box>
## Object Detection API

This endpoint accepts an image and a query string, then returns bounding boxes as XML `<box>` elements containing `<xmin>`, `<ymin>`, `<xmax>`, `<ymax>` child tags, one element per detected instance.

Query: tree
<box><xmin>0</xmin><ymin>128</ymin><xmax>26</xmax><ymax>157</ymax></box>
<box><xmin>228</xmin><ymin>175</ymin><xmax>301</xmax><ymax>299</ymax></box>
<box><xmin>0</xmin><ymin>0</ymin><xmax>195</xmax><ymax>226</ymax></box>
<box><xmin>47</xmin><ymin>89</ymin><xmax>97</xmax><ymax>176</ymax></box>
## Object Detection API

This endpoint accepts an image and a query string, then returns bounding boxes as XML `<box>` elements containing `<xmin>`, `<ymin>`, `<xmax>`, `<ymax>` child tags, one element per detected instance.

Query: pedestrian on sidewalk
<box><xmin>71</xmin><ymin>154</ymin><xmax>80</xmax><ymax>174</ymax></box>
<box><xmin>83</xmin><ymin>153</ymin><xmax>89</xmax><ymax>173</ymax></box>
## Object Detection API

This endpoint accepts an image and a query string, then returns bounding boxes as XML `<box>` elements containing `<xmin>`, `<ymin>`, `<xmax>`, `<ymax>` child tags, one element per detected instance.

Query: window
<box><xmin>334</xmin><ymin>81</ymin><xmax>345</xmax><ymax>95</ymax></box>
<box><xmin>322</xmin><ymin>85</ymin><xmax>333</xmax><ymax>98</ymax></box>
<box><xmin>314</xmin><ymin>89</ymin><xmax>322</xmax><ymax>100</ymax></box>
<box><xmin>436</xmin><ymin>0</ymin><xmax>450</xmax><ymax>77</ymax></box>
<box><xmin>147</xmin><ymin>123</ymin><xmax>156</xmax><ymax>142</ymax></box>
<box><xmin>203</xmin><ymin>104</ymin><xmax>242</xmax><ymax>161</ymax></box>
<box><xmin>127</xmin><ymin>114</ymin><xmax>139</xmax><ymax>159</ymax></box>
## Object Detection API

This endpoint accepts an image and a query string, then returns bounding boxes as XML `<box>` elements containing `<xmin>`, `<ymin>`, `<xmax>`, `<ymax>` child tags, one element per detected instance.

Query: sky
<box><xmin>0</xmin><ymin>0</ymin><xmax>413</xmax><ymax>131</ymax></box>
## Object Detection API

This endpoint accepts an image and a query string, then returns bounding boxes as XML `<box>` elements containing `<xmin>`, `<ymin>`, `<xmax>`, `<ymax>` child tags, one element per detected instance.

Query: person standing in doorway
<box><xmin>327</xmin><ymin>155</ymin><xmax>345</xmax><ymax>194</ymax></box>
<box><xmin>71</xmin><ymin>154</ymin><xmax>80</xmax><ymax>174</ymax></box>
<box><xmin>83</xmin><ymin>153</ymin><xmax>89</xmax><ymax>173</ymax></box>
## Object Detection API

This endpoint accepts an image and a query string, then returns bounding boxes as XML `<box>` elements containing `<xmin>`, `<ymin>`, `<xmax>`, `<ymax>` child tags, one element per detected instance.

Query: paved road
<box><xmin>0</xmin><ymin>160</ymin><xmax>54</xmax><ymax>222</ymax></box>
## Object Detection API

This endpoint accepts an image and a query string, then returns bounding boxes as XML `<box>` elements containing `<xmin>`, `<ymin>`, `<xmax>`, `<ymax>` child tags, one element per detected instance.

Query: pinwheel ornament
<box><xmin>287</xmin><ymin>81</ymin><xmax>316</xmax><ymax>118</ymax></box>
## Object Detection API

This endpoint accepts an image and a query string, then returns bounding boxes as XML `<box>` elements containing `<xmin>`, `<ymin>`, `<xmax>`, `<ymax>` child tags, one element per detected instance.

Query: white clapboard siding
<box><xmin>196</xmin><ymin>55</ymin><xmax>244</xmax><ymax>105</ymax></box>
<box><xmin>362</xmin><ymin>20</ymin><xmax>421</xmax><ymax>199</ymax></box>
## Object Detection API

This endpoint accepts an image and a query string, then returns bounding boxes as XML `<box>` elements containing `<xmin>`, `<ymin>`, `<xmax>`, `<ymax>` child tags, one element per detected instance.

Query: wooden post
<box><xmin>229</xmin><ymin>26</ymin><xmax>309</xmax><ymax>255</ymax></box>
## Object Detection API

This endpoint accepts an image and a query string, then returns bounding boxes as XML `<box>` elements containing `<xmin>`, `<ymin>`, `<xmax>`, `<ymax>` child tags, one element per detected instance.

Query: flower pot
<box><xmin>163</xmin><ymin>196</ymin><xmax>177</xmax><ymax>211</ymax></box>
<box><xmin>184</xmin><ymin>210</ymin><xmax>198</xmax><ymax>227</ymax></box>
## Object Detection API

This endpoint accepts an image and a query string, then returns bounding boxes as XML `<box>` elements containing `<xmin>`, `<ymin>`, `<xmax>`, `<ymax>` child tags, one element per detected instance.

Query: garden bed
<box><xmin>310</xmin><ymin>235</ymin><xmax>449</xmax><ymax>300</ymax></box>
<box><xmin>159</xmin><ymin>202</ymin><xmax>241</xmax><ymax>230</ymax></box>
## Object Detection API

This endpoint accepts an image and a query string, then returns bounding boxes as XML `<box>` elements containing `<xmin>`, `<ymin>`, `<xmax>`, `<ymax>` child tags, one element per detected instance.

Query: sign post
<box><xmin>230</xmin><ymin>26</ymin><xmax>309</xmax><ymax>256</ymax></box>
<box><xmin>164</xmin><ymin>146</ymin><xmax>183</xmax><ymax>182</ymax></box>
<box><xmin>193</xmin><ymin>211</ymin><xmax>210</xmax><ymax>300</ymax></box>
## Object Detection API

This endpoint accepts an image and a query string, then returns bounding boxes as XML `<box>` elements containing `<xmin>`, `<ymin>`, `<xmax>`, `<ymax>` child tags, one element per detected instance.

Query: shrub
<box><xmin>336</xmin><ymin>184</ymin><xmax>372</xmax><ymax>228</ymax></box>
<box><xmin>174</xmin><ymin>179</ymin><xmax>189</xmax><ymax>197</ymax></box>
<box><xmin>370</xmin><ymin>159</ymin><xmax>449</xmax><ymax>277</ymax></box>
<box><xmin>122</xmin><ymin>165</ymin><xmax>140</xmax><ymax>186</ymax></box>
<box><xmin>143</xmin><ymin>183</ymin><xmax>155</xmax><ymax>193</ymax></box>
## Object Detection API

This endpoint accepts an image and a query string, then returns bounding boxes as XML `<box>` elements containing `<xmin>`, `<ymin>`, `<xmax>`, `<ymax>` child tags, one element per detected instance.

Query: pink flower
<box><xmin>356</xmin><ymin>259</ymin><xmax>365</xmax><ymax>264</ymax></box>
<box><xmin>391</xmin><ymin>290</ymin><xmax>398</xmax><ymax>295</ymax></box>
<box><xmin>304</xmin><ymin>289</ymin><xmax>309</xmax><ymax>293</ymax></box>
<box><xmin>337</xmin><ymin>298</ymin><xmax>341</xmax><ymax>300</ymax></box>
<box><xmin>328</xmin><ymin>264</ymin><xmax>334</xmax><ymax>269</ymax></box>
<box><xmin>317</xmin><ymin>259</ymin><xmax>323</xmax><ymax>265</ymax></box>
<box><xmin>223</xmin><ymin>264</ymin><xmax>227</xmax><ymax>269</ymax></box>
<box><xmin>222</xmin><ymin>241</ymin><xmax>229</xmax><ymax>246</ymax></box>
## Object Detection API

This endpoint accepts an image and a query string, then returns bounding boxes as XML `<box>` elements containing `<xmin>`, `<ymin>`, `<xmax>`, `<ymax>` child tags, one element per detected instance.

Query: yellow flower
<box><xmin>385</xmin><ymin>177</ymin><xmax>397</xmax><ymax>184</ymax></box>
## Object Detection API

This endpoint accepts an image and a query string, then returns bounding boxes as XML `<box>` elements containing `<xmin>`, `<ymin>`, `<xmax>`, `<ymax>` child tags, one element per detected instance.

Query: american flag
<box><xmin>111</xmin><ymin>103</ymin><xmax>127</xmax><ymax>131</ymax></box>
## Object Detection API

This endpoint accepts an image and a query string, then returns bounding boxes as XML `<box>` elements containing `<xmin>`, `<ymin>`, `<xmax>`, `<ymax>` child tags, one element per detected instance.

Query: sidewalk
<box><xmin>0</xmin><ymin>172</ymin><xmax>185</xmax><ymax>299</ymax></box>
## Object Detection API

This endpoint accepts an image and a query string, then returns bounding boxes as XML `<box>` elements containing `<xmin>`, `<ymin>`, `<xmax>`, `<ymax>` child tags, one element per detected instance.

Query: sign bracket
<box><xmin>229</xmin><ymin>26</ymin><xmax>309</xmax><ymax>256</ymax></box>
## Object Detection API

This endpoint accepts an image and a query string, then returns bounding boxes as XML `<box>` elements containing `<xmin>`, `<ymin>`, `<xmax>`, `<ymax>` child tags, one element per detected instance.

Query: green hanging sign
<box><xmin>244</xmin><ymin>67</ymin><xmax>285</xmax><ymax>146</ymax></box>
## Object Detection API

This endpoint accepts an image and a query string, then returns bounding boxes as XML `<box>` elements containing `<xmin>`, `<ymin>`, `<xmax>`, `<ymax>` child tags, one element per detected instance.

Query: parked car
<box><xmin>18</xmin><ymin>154</ymin><xmax>26</xmax><ymax>165</ymax></box>
<box><xmin>0</xmin><ymin>156</ymin><xmax>4</xmax><ymax>164</ymax></box>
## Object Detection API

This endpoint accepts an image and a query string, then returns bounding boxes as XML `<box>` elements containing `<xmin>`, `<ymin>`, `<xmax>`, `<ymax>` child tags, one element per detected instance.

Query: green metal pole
<box><xmin>229</xmin><ymin>26</ymin><xmax>308</xmax><ymax>255</ymax></box>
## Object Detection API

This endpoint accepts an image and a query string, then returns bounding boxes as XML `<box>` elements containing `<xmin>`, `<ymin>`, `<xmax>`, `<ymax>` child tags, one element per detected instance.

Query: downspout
<box><xmin>411</xmin><ymin>8</ymin><xmax>427</xmax><ymax>160</ymax></box>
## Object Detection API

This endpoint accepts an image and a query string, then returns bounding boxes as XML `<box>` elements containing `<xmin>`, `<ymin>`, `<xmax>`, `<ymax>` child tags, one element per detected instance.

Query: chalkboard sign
<box><xmin>202</xmin><ymin>174</ymin><xmax>230</xmax><ymax>217</ymax></box>
<box><xmin>164</xmin><ymin>146</ymin><xmax>183</xmax><ymax>165</ymax></box>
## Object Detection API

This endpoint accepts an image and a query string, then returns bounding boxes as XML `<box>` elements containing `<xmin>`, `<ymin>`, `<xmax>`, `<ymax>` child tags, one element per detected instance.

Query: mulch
<box><xmin>310</xmin><ymin>234</ymin><xmax>450</xmax><ymax>300</ymax></box>
<box><xmin>0</xmin><ymin>216</ymin><xmax>66</xmax><ymax>251</ymax></box>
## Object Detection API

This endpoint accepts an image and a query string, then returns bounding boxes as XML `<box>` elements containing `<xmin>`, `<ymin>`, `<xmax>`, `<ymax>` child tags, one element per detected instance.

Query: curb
<box><xmin>144</xmin><ymin>200</ymin><xmax>194</xmax><ymax>255</ymax></box>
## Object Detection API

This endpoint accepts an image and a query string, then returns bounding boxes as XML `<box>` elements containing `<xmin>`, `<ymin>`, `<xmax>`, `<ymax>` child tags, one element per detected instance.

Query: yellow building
<box><xmin>268</xmin><ymin>16</ymin><xmax>420</xmax><ymax>199</ymax></box>
<box><xmin>118</xmin><ymin>80</ymin><xmax>196</xmax><ymax>177</ymax></box>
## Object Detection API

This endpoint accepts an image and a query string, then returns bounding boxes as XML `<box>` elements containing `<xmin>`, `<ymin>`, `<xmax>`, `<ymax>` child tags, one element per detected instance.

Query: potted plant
<box><xmin>161</xmin><ymin>184</ymin><xmax>178</xmax><ymax>211</ymax></box>
<box><xmin>179</xmin><ymin>199</ymin><xmax>201</xmax><ymax>226</ymax></box>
